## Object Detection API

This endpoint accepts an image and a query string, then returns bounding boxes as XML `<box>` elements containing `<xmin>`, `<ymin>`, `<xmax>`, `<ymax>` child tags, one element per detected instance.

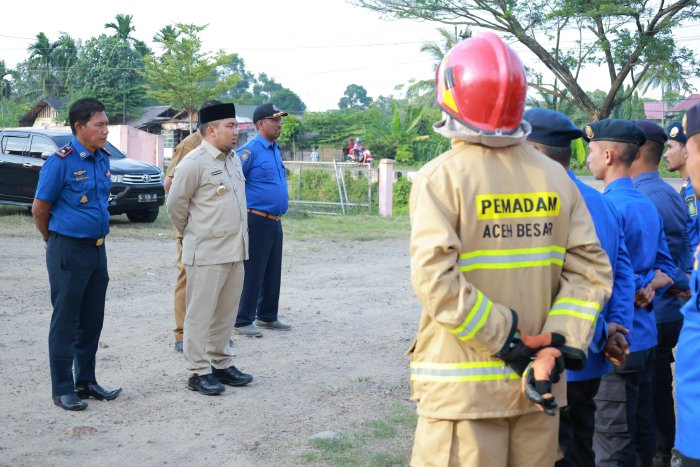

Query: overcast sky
<box><xmin>1</xmin><ymin>0</ymin><xmax>698</xmax><ymax>111</ymax></box>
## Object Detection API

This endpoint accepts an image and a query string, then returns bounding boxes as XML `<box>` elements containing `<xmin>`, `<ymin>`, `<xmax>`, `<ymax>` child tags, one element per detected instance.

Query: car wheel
<box><xmin>126</xmin><ymin>208</ymin><xmax>159</xmax><ymax>223</ymax></box>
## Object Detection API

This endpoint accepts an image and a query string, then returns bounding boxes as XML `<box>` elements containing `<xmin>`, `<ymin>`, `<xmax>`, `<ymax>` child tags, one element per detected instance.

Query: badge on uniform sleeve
<box><xmin>216</xmin><ymin>184</ymin><xmax>227</xmax><ymax>196</ymax></box>
<box><xmin>687</xmin><ymin>195</ymin><xmax>698</xmax><ymax>217</ymax></box>
<box><xmin>80</xmin><ymin>195</ymin><xmax>88</xmax><ymax>203</ymax></box>
<box><xmin>239</xmin><ymin>149</ymin><xmax>251</xmax><ymax>162</ymax></box>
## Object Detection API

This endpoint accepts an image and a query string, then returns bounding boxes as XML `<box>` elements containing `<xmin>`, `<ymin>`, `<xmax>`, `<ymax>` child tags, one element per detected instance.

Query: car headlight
<box><xmin>110</xmin><ymin>174</ymin><xmax>124</xmax><ymax>183</ymax></box>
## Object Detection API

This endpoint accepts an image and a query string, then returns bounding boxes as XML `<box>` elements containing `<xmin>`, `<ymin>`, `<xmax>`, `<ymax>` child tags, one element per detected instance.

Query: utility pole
<box><xmin>122</xmin><ymin>72</ymin><xmax>127</xmax><ymax>124</ymax></box>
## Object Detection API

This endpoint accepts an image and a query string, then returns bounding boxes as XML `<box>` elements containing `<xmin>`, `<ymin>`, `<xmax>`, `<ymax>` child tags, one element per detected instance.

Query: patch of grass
<box><xmin>0</xmin><ymin>204</ymin><xmax>409</xmax><ymax>242</ymax></box>
<box><xmin>302</xmin><ymin>401</ymin><xmax>417</xmax><ymax>466</ymax></box>
<box><xmin>284</xmin><ymin>213</ymin><xmax>409</xmax><ymax>241</ymax></box>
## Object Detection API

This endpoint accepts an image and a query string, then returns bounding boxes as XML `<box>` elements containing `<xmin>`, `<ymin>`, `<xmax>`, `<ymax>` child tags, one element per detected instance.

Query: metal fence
<box><xmin>285</xmin><ymin>161</ymin><xmax>374</xmax><ymax>215</ymax></box>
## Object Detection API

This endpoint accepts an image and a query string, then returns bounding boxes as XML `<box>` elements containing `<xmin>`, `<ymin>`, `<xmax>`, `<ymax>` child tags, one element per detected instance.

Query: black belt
<box><xmin>50</xmin><ymin>232</ymin><xmax>105</xmax><ymax>246</ymax></box>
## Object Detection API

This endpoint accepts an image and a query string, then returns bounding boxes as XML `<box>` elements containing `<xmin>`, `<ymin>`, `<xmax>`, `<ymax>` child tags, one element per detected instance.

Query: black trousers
<box><xmin>593</xmin><ymin>347</ymin><xmax>657</xmax><ymax>467</ymax></box>
<box><xmin>235</xmin><ymin>213</ymin><xmax>283</xmax><ymax>327</ymax></box>
<box><xmin>556</xmin><ymin>378</ymin><xmax>601</xmax><ymax>467</ymax></box>
<box><xmin>654</xmin><ymin>319</ymin><xmax>682</xmax><ymax>454</ymax></box>
<box><xmin>46</xmin><ymin>233</ymin><xmax>109</xmax><ymax>396</ymax></box>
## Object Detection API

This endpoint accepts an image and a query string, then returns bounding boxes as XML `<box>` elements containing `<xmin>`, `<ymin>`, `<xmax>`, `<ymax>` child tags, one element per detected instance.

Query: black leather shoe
<box><xmin>212</xmin><ymin>365</ymin><xmax>253</xmax><ymax>387</ymax></box>
<box><xmin>174</xmin><ymin>341</ymin><xmax>183</xmax><ymax>353</ymax></box>
<box><xmin>187</xmin><ymin>374</ymin><xmax>225</xmax><ymax>395</ymax></box>
<box><xmin>75</xmin><ymin>383</ymin><xmax>122</xmax><ymax>401</ymax></box>
<box><xmin>53</xmin><ymin>393</ymin><xmax>88</xmax><ymax>411</ymax></box>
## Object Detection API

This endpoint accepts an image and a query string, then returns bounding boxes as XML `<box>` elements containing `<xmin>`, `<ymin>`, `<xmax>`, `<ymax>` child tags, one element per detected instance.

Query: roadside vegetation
<box><xmin>302</xmin><ymin>401</ymin><xmax>417</xmax><ymax>466</ymax></box>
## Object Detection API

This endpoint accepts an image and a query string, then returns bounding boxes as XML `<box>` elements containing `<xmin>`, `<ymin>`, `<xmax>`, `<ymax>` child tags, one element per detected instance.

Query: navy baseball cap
<box><xmin>667</xmin><ymin>122</ymin><xmax>687</xmax><ymax>144</ymax></box>
<box><xmin>582</xmin><ymin>119</ymin><xmax>646</xmax><ymax>146</ymax></box>
<box><xmin>684</xmin><ymin>103</ymin><xmax>700</xmax><ymax>139</ymax></box>
<box><xmin>634</xmin><ymin>120</ymin><xmax>668</xmax><ymax>144</ymax></box>
<box><xmin>523</xmin><ymin>108</ymin><xmax>583</xmax><ymax>147</ymax></box>
<box><xmin>253</xmin><ymin>103</ymin><xmax>288</xmax><ymax>124</ymax></box>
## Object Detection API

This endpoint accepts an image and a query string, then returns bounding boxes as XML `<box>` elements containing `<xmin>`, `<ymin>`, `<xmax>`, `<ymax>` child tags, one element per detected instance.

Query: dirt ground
<box><xmin>0</xmin><ymin>231</ymin><xmax>419</xmax><ymax>466</ymax></box>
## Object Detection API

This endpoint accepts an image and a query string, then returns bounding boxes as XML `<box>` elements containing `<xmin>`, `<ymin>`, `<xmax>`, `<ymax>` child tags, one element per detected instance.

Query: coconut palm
<box><xmin>105</xmin><ymin>14</ymin><xmax>136</xmax><ymax>40</ymax></box>
<box><xmin>420</xmin><ymin>27</ymin><xmax>471</xmax><ymax>71</ymax></box>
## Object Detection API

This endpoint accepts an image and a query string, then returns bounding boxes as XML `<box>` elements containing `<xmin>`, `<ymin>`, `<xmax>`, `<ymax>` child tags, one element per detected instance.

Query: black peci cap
<box><xmin>199</xmin><ymin>103</ymin><xmax>236</xmax><ymax>124</ymax></box>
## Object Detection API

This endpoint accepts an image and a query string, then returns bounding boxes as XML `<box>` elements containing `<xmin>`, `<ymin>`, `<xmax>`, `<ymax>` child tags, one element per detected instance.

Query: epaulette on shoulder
<box><xmin>55</xmin><ymin>146</ymin><xmax>73</xmax><ymax>158</ymax></box>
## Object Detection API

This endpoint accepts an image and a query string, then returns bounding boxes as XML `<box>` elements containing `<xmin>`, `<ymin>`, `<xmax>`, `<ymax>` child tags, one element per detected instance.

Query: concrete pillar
<box><xmin>378</xmin><ymin>158</ymin><xmax>394</xmax><ymax>217</ymax></box>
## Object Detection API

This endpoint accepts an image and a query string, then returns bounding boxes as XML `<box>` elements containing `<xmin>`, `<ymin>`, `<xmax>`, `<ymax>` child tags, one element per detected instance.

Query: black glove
<box><xmin>494</xmin><ymin>310</ymin><xmax>565</xmax><ymax>376</ymax></box>
<box><xmin>521</xmin><ymin>347</ymin><xmax>565</xmax><ymax>416</ymax></box>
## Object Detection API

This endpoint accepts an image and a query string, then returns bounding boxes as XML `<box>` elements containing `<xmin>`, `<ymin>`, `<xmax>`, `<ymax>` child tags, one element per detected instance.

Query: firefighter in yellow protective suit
<box><xmin>408</xmin><ymin>32</ymin><xmax>613</xmax><ymax>467</ymax></box>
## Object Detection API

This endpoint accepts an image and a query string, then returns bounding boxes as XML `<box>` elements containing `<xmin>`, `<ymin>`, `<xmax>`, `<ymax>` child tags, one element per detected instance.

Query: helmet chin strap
<box><xmin>433</xmin><ymin>113</ymin><xmax>531</xmax><ymax>148</ymax></box>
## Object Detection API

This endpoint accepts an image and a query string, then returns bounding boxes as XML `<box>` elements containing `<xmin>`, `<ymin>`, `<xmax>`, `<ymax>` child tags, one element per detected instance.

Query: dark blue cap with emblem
<box><xmin>633</xmin><ymin>120</ymin><xmax>667</xmax><ymax>144</ymax></box>
<box><xmin>685</xmin><ymin>103</ymin><xmax>700</xmax><ymax>140</ymax></box>
<box><xmin>582</xmin><ymin>119</ymin><xmax>646</xmax><ymax>146</ymax></box>
<box><xmin>667</xmin><ymin>122</ymin><xmax>687</xmax><ymax>144</ymax></box>
<box><xmin>523</xmin><ymin>108</ymin><xmax>583</xmax><ymax>147</ymax></box>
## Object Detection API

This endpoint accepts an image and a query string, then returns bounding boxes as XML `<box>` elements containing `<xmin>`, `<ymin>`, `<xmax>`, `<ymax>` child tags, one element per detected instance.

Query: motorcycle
<box><xmin>346</xmin><ymin>148</ymin><xmax>373</xmax><ymax>164</ymax></box>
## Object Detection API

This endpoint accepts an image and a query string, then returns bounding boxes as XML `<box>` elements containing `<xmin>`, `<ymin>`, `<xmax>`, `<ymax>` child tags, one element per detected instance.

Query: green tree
<box><xmin>27</xmin><ymin>32</ymin><xmax>58</xmax><ymax>97</ymax></box>
<box><xmin>142</xmin><ymin>23</ymin><xmax>240</xmax><ymax>132</ymax></box>
<box><xmin>105</xmin><ymin>13</ymin><xmax>150</xmax><ymax>56</ymax></box>
<box><xmin>251</xmin><ymin>73</ymin><xmax>306</xmax><ymax>112</ymax></box>
<box><xmin>356</xmin><ymin>0</ymin><xmax>700</xmax><ymax>120</ymax></box>
<box><xmin>69</xmin><ymin>34</ymin><xmax>147</xmax><ymax>123</ymax></box>
<box><xmin>367</xmin><ymin>100</ymin><xmax>426</xmax><ymax>164</ymax></box>
<box><xmin>338</xmin><ymin>84</ymin><xmax>373</xmax><ymax>109</ymax></box>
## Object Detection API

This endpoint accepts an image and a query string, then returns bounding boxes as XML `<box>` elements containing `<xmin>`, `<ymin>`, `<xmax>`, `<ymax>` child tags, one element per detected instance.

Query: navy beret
<box><xmin>667</xmin><ymin>121</ymin><xmax>687</xmax><ymax>144</ymax></box>
<box><xmin>523</xmin><ymin>108</ymin><xmax>583</xmax><ymax>147</ymax></box>
<box><xmin>685</xmin><ymin>103</ymin><xmax>700</xmax><ymax>140</ymax></box>
<box><xmin>582</xmin><ymin>119</ymin><xmax>646</xmax><ymax>146</ymax></box>
<box><xmin>634</xmin><ymin>120</ymin><xmax>667</xmax><ymax>144</ymax></box>
<box><xmin>199</xmin><ymin>103</ymin><xmax>236</xmax><ymax>124</ymax></box>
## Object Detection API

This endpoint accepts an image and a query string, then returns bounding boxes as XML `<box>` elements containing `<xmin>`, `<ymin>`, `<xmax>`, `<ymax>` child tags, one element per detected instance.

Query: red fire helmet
<box><xmin>435</xmin><ymin>32</ymin><xmax>527</xmax><ymax>134</ymax></box>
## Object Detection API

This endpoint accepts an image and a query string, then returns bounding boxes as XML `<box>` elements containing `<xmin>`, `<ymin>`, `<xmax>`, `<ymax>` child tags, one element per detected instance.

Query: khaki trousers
<box><xmin>411</xmin><ymin>412</ymin><xmax>559</xmax><ymax>467</ymax></box>
<box><xmin>183</xmin><ymin>261</ymin><xmax>244</xmax><ymax>377</ymax></box>
<box><xmin>173</xmin><ymin>231</ymin><xmax>186</xmax><ymax>342</ymax></box>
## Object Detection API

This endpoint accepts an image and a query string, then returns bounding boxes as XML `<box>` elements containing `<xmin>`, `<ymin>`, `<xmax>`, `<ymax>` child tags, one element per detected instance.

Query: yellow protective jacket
<box><xmin>408</xmin><ymin>138</ymin><xmax>612</xmax><ymax>420</ymax></box>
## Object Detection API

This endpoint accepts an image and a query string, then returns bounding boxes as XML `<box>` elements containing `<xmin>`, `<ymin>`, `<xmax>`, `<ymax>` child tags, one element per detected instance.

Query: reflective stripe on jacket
<box><xmin>408</xmin><ymin>139</ymin><xmax>612</xmax><ymax>420</ymax></box>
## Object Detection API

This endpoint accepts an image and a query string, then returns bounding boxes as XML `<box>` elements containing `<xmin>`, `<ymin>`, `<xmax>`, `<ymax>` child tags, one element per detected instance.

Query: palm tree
<box><xmin>153</xmin><ymin>25</ymin><xmax>180</xmax><ymax>46</ymax></box>
<box><xmin>639</xmin><ymin>60</ymin><xmax>691</xmax><ymax>126</ymax></box>
<box><xmin>420</xmin><ymin>27</ymin><xmax>471</xmax><ymax>71</ymax></box>
<box><xmin>105</xmin><ymin>14</ymin><xmax>136</xmax><ymax>40</ymax></box>
<box><xmin>27</xmin><ymin>32</ymin><xmax>58</xmax><ymax>97</ymax></box>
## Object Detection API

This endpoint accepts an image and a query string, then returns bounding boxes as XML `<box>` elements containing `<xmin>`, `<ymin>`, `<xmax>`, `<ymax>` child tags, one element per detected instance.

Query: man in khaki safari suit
<box><xmin>407</xmin><ymin>33</ymin><xmax>612</xmax><ymax>466</ymax></box>
<box><xmin>167</xmin><ymin>102</ymin><xmax>253</xmax><ymax>396</ymax></box>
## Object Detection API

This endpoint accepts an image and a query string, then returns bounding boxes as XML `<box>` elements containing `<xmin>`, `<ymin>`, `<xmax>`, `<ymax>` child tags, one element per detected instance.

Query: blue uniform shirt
<box><xmin>603</xmin><ymin>177</ymin><xmax>676</xmax><ymax>352</ymax></box>
<box><xmin>567</xmin><ymin>171</ymin><xmax>635</xmax><ymax>382</ymax></box>
<box><xmin>237</xmin><ymin>133</ymin><xmax>289</xmax><ymax>216</ymax></box>
<box><xmin>682</xmin><ymin>176</ymin><xmax>700</xmax><ymax>263</ymax></box>
<box><xmin>35</xmin><ymin>137</ymin><xmax>111</xmax><ymax>238</ymax></box>
<box><xmin>634</xmin><ymin>171</ymin><xmax>691</xmax><ymax>323</ymax></box>
<box><xmin>677</xmin><ymin>246</ymin><xmax>700</xmax><ymax>458</ymax></box>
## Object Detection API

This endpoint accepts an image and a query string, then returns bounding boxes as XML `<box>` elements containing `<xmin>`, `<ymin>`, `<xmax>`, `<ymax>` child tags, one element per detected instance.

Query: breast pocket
<box><xmin>67</xmin><ymin>179</ymin><xmax>89</xmax><ymax>207</ymax></box>
<box><xmin>258</xmin><ymin>160</ymin><xmax>278</xmax><ymax>181</ymax></box>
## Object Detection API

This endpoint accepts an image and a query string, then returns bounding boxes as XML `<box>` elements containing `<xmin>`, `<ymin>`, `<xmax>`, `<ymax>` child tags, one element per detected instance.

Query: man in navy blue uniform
<box><xmin>664</xmin><ymin>121</ymin><xmax>699</xmax><ymax>256</ymax></box>
<box><xmin>31</xmin><ymin>98</ymin><xmax>121</xmax><ymax>411</ymax></box>
<box><xmin>631</xmin><ymin>120</ymin><xmax>691</xmax><ymax>467</ymax></box>
<box><xmin>234</xmin><ymin>103</ymin><xmax>292</xmax><ymax>337</ymax></box>
<box><xmin>676</xmin><ymin>102</ymin><xmax>700</xmax><ymax>466</ymax></box>
<box><xmin>585</xmin><ymin>119</ymin><xmax>676</xmax><ymax>467</ymax></box>
<box><xmin>524</xmin><ymin>109</ymin><xmax>635</xmax><ymax>467</ymax></box>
